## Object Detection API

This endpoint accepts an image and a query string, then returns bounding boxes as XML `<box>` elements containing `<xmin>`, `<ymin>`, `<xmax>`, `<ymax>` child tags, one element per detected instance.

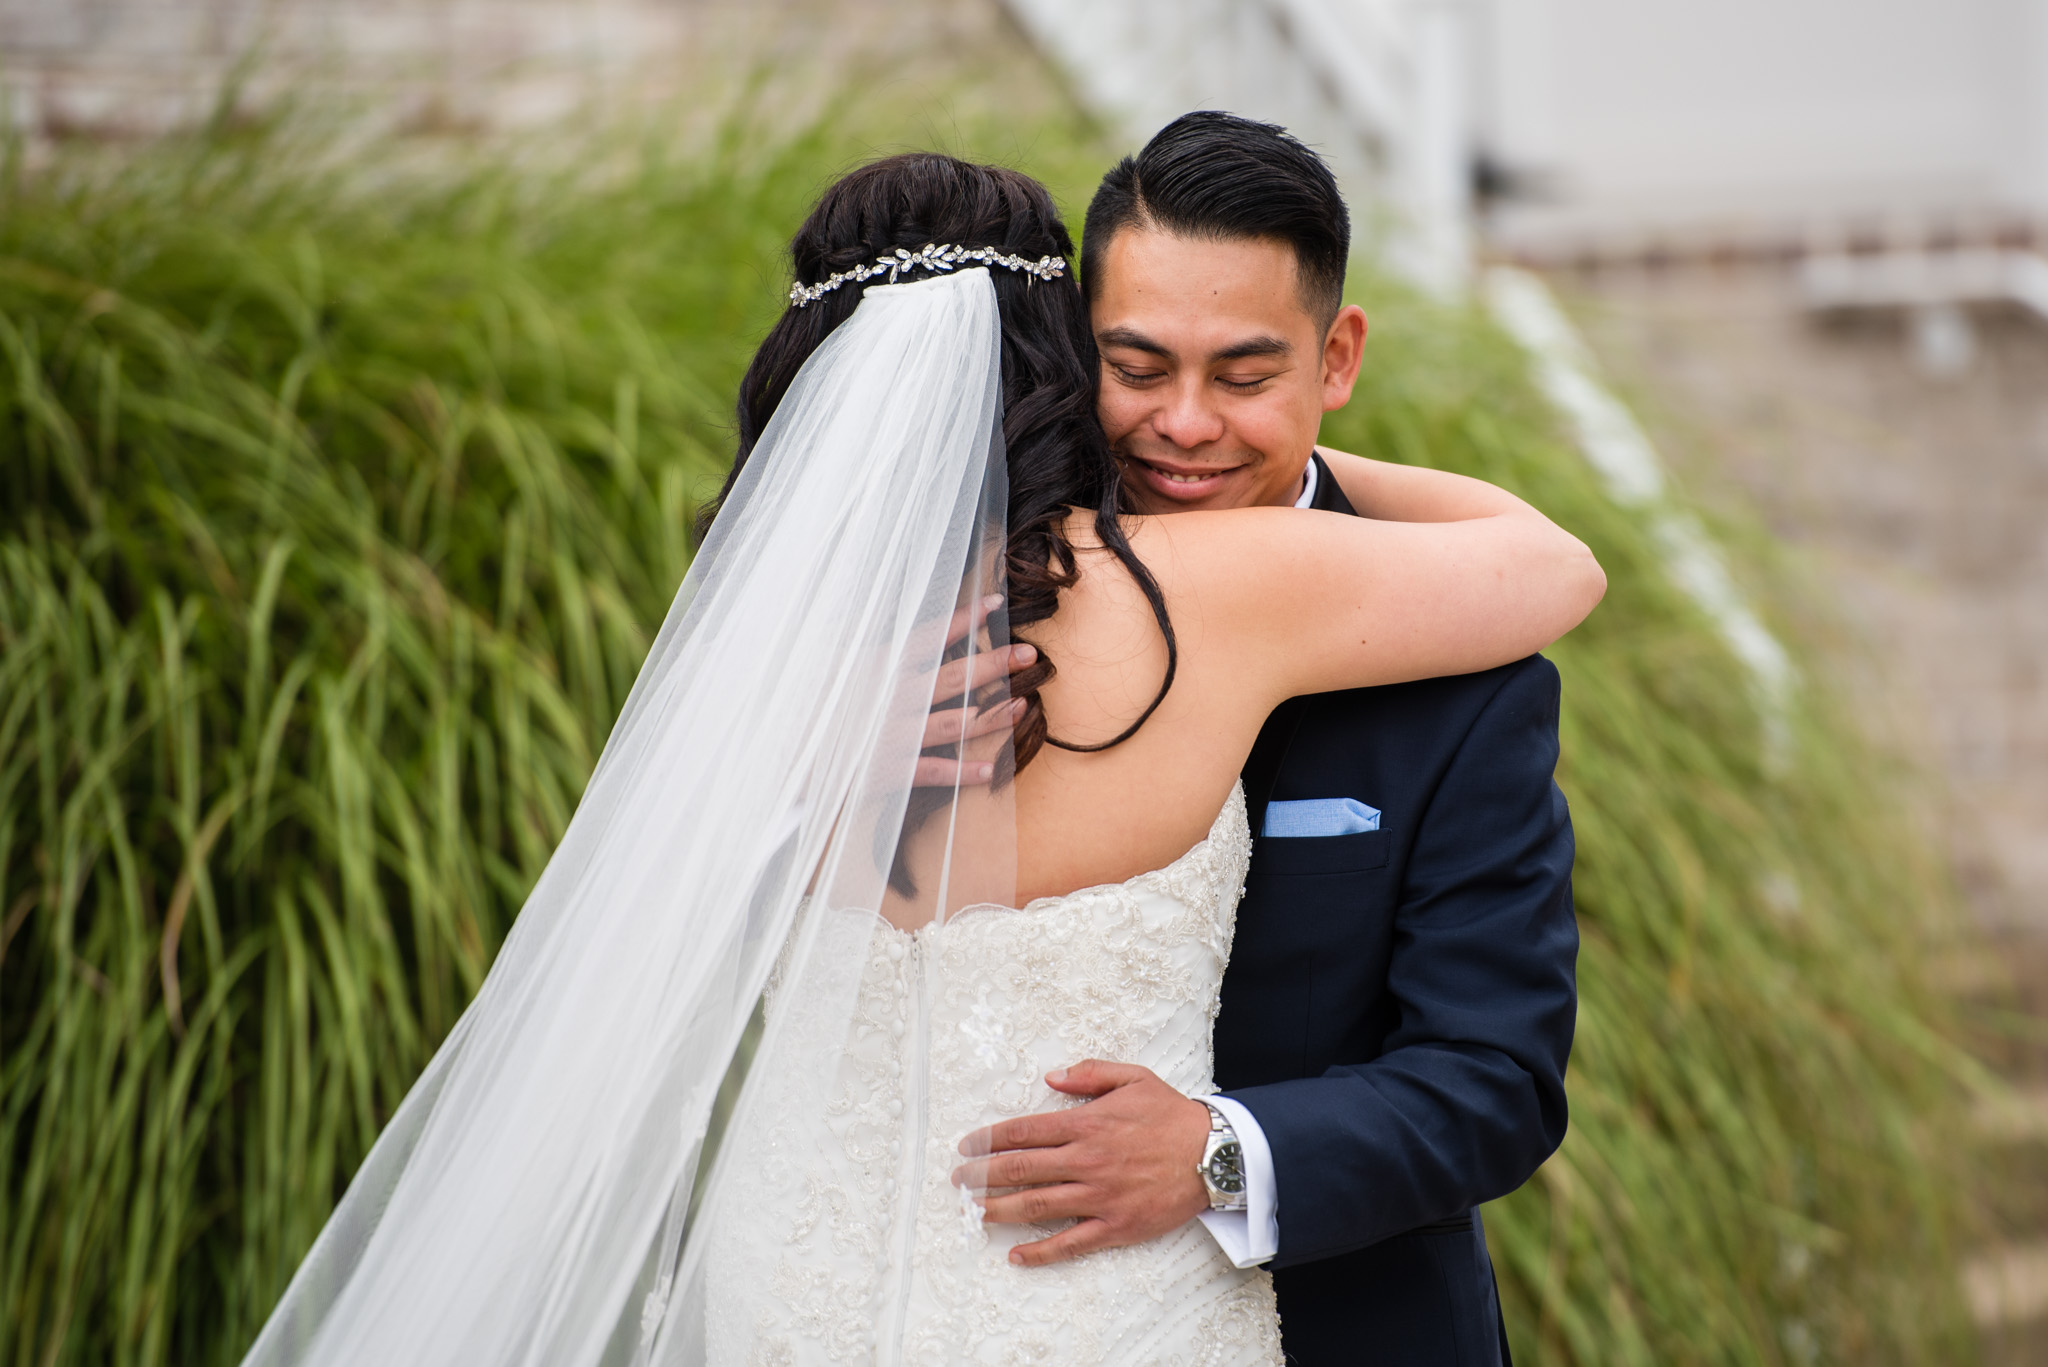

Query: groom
<box><xmin>958</xmin><ymin>113</ymin><xmax>1577</xmax><ymax>1366</ymax></box>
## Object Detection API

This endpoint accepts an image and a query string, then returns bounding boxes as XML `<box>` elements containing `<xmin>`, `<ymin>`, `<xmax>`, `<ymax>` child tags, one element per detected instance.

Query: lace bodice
<box><xmin>700</xmin><ymin>784</ymin><xmax>1280</xmax><ymax>1366</ymax></box>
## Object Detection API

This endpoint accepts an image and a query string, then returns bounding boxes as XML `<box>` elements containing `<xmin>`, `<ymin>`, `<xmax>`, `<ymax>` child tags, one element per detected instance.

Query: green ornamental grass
<box><xmin>0</xmin><ymin>107</ymin><xmax>1980</xmax><ymax>1366</ymax></box>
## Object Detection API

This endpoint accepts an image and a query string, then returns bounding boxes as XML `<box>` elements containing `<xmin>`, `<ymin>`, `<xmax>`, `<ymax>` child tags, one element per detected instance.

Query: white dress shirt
<box><xmin>1292</xmin><ymin>457</ymin><xmax>1320</xmax><ymax>510</ymax></box>
<box><xmin>1192</xmin><ymin>456</ymin><xmax>1319</xmax><ymax>1269</ymax></box>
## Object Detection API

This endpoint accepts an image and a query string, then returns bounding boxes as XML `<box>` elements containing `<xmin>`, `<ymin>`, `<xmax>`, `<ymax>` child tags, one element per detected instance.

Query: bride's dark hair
<box><xmin>709</xmin><ymin>152</ymin><xmax>1176</xmax><ymax>781</ymax></box>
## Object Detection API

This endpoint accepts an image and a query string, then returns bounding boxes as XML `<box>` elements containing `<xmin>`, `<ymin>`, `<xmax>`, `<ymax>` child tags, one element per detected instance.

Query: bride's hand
<box><xmin>951</xmin><ymin>1060</ymin><xmax>1212</xmax><ymax>1266</ymax></box>
<box><xmin>913</xmin><ymin>594</ymin><xmax>1035</xmax><ymax>788</ymax></box>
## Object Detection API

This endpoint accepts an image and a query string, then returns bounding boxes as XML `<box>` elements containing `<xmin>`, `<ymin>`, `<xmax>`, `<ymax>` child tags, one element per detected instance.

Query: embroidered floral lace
<box><xmin>703</xmin><ymin>785</ymin><xmax>1281</xmax><ymax>1365</ymax></box>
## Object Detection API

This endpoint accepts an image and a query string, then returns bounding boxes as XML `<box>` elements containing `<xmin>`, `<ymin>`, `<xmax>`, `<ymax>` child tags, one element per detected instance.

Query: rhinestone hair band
<box><xmin>789</xmin><ymin>242</ymin><xmax>1067</xmax><ymax>307</ymax></box>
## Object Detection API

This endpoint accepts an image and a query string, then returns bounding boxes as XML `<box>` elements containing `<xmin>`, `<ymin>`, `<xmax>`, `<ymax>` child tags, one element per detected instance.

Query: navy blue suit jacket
<box><xmin>1216</xmin><ymin>456</ymin><xmax>1578</xmax><ymax>1367</ymax></box>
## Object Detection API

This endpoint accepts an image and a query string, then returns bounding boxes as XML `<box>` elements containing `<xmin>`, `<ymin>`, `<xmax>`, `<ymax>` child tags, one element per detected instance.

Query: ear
<box><xmin>1319</xmin><ymin>305</ymin><xmax>1369</xmax><ymax>412</ymax></box>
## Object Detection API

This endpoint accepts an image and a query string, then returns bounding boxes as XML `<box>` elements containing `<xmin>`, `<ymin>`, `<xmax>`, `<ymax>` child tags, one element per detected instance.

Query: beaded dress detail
<box><xmin>703</xmin><ymin>783</ymin><xmax>1280</xmax><ymax>1366</ymax></box>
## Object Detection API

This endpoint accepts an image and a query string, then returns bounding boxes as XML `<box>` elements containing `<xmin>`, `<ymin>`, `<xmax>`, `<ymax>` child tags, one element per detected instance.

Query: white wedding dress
<box><xmin>706</xmin><ymin>784</ymin><xmax>1283</xmax><ymax>1366</ymax></box>
<box><xmin>237</xmin><ymin>269</ymin><xmax>1269</xmax><ymax>1367</ymax></box>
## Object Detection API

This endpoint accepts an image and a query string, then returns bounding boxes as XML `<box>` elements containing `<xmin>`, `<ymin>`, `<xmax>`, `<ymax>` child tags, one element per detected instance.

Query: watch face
<box><xmin>1206</xmin><ymin>1140</ymin><xmax>1246</xmax><ymax>1195</ymax></box>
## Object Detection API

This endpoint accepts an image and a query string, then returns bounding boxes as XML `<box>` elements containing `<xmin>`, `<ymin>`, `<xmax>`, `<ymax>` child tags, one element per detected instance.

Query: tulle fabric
<box><xmin>240</xmin><ymin>269</ymin><xmax>1015</xmax><ymax>1366</ymax></box>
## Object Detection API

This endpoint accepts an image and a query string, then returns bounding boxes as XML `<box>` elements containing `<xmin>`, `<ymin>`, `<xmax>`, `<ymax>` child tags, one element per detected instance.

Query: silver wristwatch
<box><xmin>1197</xmin><ymin>1100</ymin><xmax>1249</xmax><ymax>1212</ymax></box>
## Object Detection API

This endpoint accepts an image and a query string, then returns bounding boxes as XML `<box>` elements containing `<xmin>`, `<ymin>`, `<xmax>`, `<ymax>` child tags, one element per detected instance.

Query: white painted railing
<box><xmin>1483</xmin><ymin>267</ymin><xmax>1797</xmax><ymax>762</ymax></box>
<box><xmin>999</xmin><ymin>0</ymin><xmax>1473</xmax><ymax>295</ymax></box>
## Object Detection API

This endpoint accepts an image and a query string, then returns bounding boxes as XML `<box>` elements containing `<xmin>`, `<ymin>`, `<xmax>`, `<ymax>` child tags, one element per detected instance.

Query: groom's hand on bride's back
<box><xmin>915</xmin><ymin>594</ymin><xmax>1036</xmax><ymax>789</ymax></box>
<box><xmin>952</xmin><ymin>1060</ymin><xmax>1212</xmax><ymax>1266</ymax></box>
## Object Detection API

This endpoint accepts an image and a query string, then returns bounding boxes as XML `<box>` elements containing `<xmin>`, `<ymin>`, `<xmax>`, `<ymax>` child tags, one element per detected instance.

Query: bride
<box><xmin>239</xmin><ymin>154</ymin><xmax>1603</xmax><ymax>1366</ymax></box>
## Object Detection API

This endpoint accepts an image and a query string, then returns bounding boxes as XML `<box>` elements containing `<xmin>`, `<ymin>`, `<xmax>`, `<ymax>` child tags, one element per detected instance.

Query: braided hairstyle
<box><xmin>709</xmin><ymin>153</ymin><xmax>1178</xmax><ymax>826</ymax></box>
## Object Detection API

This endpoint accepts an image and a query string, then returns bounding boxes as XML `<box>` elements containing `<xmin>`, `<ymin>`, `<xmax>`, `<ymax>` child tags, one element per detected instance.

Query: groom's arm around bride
<box><xmin>960</xmin><ymin>114</ymin><xmax>1575</xmax><ymax>1367</ymax></box>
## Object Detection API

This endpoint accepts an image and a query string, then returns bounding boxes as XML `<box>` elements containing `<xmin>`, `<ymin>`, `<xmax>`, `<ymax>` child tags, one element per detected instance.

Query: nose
<box><xmin>1150</xmin><ymin>375</ymin><xmax>1226</xmax><ymax>452</ymax></box>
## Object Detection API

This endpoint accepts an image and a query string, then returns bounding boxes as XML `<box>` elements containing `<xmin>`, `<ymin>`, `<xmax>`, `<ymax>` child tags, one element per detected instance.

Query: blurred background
<box><xmin>1</xmin><ymin>1</ymin><xmax>2043</xmax><ymax>1363</ymax></box>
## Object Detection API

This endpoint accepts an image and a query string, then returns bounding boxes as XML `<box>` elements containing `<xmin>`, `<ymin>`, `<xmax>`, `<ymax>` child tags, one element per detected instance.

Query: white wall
<box><xmin>1478</xmin><ymin>0</ymin><xmax>2048</xmax><ymax>249</ymax></box>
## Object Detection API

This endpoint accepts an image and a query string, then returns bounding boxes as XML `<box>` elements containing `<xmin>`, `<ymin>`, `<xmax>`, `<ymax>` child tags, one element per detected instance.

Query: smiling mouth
<box><xmin>1131</xmin><ymin>456</ymin><xmax>1243</xmax><ymax>487</ymax></box>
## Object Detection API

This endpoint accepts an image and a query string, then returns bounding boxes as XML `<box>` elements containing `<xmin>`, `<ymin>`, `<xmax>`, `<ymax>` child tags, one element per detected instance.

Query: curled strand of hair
<box><xmin>1039</xmin><ymin>501</ymin><xmax>1179</xmax><ymax>755</ymax></box>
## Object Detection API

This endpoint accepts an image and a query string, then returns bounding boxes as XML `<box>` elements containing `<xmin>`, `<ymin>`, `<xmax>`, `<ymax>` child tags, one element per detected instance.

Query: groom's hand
<box><xmin>951</xmin><ymin>1060</ymin><xmax>1211</xmax><ymax>1267</ymax></box>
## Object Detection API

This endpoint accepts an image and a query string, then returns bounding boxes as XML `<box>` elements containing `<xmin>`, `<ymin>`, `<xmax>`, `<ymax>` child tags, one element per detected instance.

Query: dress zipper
<box><xmin>878</xmin><ymin>927</ymin><xmax>930</xmax><ymax>1366</ymax></box>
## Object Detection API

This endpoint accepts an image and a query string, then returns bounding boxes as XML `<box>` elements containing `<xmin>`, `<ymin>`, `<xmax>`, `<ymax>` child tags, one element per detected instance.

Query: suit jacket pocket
<box><xmin>1254</xmin><ymin>829</ymin><xmax>1389</xmax><ymax>875</ymax></box>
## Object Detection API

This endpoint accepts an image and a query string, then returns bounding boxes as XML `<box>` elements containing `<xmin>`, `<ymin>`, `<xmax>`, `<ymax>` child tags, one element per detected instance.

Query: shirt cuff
<box><xmin>1194</xmin><ymin>1094</ymin><xmax>1279</xmax><ymax>1269</ymax></box>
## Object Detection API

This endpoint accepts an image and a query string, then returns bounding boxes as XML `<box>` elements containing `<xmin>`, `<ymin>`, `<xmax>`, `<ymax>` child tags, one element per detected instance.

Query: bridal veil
<box><xmin>240</xmin><ymin>268</ymin><xmax>1019</xmax><ymax>1365</ymax></box>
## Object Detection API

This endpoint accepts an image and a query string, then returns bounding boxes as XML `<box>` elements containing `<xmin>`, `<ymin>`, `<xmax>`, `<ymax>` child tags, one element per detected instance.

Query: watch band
<box><xmin>1197</xmin><ymin>1100</ymin><xmax>1249</xmax><ymax>1213</ymax></box>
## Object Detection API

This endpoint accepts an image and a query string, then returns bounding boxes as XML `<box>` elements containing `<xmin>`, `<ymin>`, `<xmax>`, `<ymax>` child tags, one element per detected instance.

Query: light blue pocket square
<box><xmin>1263</xmin><ymin>798</ymin><xmax>1381</xmax><ymax>838</ymax></box>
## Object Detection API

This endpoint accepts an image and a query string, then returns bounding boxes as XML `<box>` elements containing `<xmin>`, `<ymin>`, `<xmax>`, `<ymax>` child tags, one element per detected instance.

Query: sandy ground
<box><xmin>1554</xmin><ymin>263</ymin><xmax>2046</xmax><ymax>933</ymax></box>
<box><xmin>1553</xmin><ymin>261</ymin><xmax>2048</xmax><ymax>1359</ymax></box>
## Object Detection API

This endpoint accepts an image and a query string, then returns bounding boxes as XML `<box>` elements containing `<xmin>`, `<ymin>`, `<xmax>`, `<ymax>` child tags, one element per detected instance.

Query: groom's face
<box><xmin>1091</xmin><ymin>227</ymin><xmax>1367</xmax><ymax>513</ymax></box>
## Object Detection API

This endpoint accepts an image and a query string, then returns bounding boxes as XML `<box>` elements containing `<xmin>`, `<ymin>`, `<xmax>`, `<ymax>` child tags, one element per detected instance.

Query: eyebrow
<box><xmin>1212</xmin><ymin>335</ymin><xmax>1293</xmax><ymax>362</ymax></box>
<box><xmin>1095</xmin><ymin>326</ymin><xmax>1294</xmax><ymax>363</ymax></box>
<box><xmin>1096</xmin><ymin>326</ymin><xmax>1171</xmax><ymax>357</ymax></box>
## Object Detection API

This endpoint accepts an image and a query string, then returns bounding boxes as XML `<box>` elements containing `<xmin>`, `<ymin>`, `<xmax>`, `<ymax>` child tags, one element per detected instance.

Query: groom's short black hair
<box><xmin>1082</xmin><ymin>111</ymin><xmax>1350</xmax><ymax>326</ymax></box>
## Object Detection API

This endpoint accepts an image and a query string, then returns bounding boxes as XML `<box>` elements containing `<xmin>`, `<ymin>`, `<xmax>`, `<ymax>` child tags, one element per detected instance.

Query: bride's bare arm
<box><xmin>1150</xmin><ymin>476</ymin><xmax>1605</xmax><ymax>702</ymax></box>
<box><xmin>1312</xmin><ymin>445</ymin><xmax>1540</xmax><ymax>524</ymax></box>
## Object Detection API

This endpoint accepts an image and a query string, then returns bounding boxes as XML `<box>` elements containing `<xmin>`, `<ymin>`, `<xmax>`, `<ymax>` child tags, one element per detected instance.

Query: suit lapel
<box><xmin>1243</xmin><ymin>697</ymin><xmax>1309</xmax><ymax>839</ymax></box>
<box><xmin>1242</xmin><ymin>452</ymin><xmax>1351</xmax><ymax>835</ymax></box>
<box><xmin>1308</xmin><ymin>450</ymin><xmax>1356</xmax><ymax>515</ymax></box>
